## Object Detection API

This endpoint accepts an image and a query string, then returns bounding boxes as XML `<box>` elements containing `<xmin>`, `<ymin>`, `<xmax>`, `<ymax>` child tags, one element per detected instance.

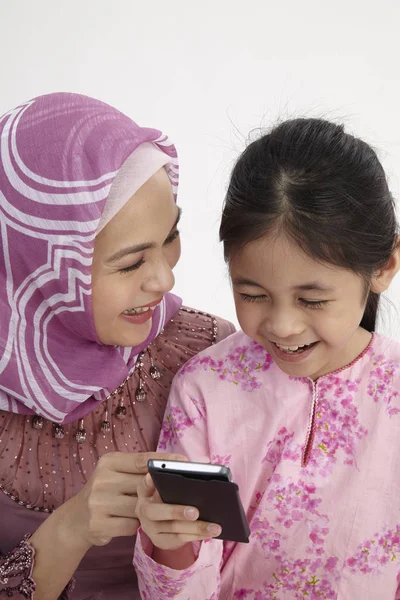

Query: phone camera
<box><xmin>162</xmin><ymin>463</ymin><xmax>166</xmax><ymax>469</ymax></box>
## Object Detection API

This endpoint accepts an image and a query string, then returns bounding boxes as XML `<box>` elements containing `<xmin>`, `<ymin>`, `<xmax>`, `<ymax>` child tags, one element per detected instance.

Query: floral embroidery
<box><xmin>305</xmin><ymin>376</ymin><xmax>368</xmax><ymax>477</ymax></box>
<box><xmin>135</xmin><ymin>532</ymin><xmax>221</xmax><ymax>599</ymax></box>
<box><xmin>137</xmin><ymin>333</ymin><xmax>400</xmax><ymax>599</ymax></box>
<box><xmin>346</xmin><ymin>525</ymin><xmax>400</xmax><ymax>574</ymax></box>
<box><xmin>261</xmin><ymin>475</ymin><xmax>327</xmax><ymax>539</ymax></box>
<box><xmin>251</xmin><ymin>515</ymin><xmax>282</xmax><ymax>557</ymax></box>
<box><xmin>210</xmin><ymin>453</ymin><xmax>231</xmax><ymax>466</ymax></box>
<box><xmin>158</xmin><ymin>405</ymin><xmax>196</xmax><ymax>450</ymax></box>
<box><xmin>135</xmin><ymin>541</ymin><xmax>218</xmax><ymax>598</ymax></box>
<box><xmin>234</xmin><ymin>555</ymin><xmax>339</xmax><ymax>599</ymax></box>
<box><xmin>367</xmin><ymin>351</ymin><xmax>400</xmax><ymax>417</ymax></box>
<box><xmin>263</xmin><ymin>555</ymin><xmax>339</xmax><ymax>599</ymax></box>
<box><xmin>248</xmin><ymin>474</ymin><xmax>340</xmax><ymax>598</ymax></box>
<box><xmin>179</xmin><ymin>342</ymin><xmax>272</xmax><ymax>392</ymax></box>
<box><xmin>262</xmin><ymin>427</ymin><xmax>301</xmax><ymax>468</ymax></box>
<box><xmin>252</xmin><ymin>477</ymin><xmax>328</xmax><ymax>558</ymax></box>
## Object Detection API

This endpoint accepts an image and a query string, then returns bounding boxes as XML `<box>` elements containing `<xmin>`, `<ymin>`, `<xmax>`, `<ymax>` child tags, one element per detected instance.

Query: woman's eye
<box><xmin>298</xmin><ymin>299</ymin><xmax>327</xmax><ymax>309</ymax></box>
<box><xmin>239</xmin><ymin>293</ymin><xmax>266</xmax><ymax>303</ymax></box>
<box><xmin>164</xmin><ymin>230</ymin><xmax>180</xmax><ymax>245</ymax></box>
<box><xmin>119</xmin><ymin>258</ymin><xmax>145</xmax><ymax>274</ymax></box>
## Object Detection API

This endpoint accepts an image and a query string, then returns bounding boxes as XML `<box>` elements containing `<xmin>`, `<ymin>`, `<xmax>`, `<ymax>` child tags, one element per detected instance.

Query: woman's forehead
<box><xmin>94</xmin><ymin>170</ymin><xmax>176</xmax><ymax>257</ymax></box>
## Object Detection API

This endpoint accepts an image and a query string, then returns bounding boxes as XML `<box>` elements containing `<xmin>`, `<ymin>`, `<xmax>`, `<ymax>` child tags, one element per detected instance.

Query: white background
<box><xmin>1</xmin><ymin>0</ymin><xmax>399</xmax><ymax>338</ymax></box>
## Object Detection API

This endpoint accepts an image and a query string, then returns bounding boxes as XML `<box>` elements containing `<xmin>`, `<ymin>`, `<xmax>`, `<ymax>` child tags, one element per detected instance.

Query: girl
<box><xmin>134</xmin><ymin>118</ymin><xmax>400</xmax><ymax>599</ymax></box>
<box><xmin>0</xmin><ymin>93</ymin><xmax>234</xmax><ymax>600</ymax></box>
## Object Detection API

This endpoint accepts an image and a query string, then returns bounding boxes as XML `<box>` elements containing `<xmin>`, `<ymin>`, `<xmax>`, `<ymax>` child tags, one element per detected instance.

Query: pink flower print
<box><xmin>179</xmin><ymin>342</ymin><xmax>272</xmax><ymax>392</ymax></box>
<box><xmin>265</xmin><ymin>475</ymin><xmax>324</xmax><ymax>527</ymax></box>
<box><xmin>235</xmin><ymin>593</ymin><xmax>265</xmax><ymax>600</ymax></box>
<box><xmin>252</xmin><ymin>475</ymin><xmax>329</xmax><ymax>560</ymax></box>
<box><xmin>346</xmin><ymin>524</ymin><xmax>400</xmax><ymax>574</ymax></box>
<box><xmin>251</xmin><ymin>515</ymin><xmax>282</xmax><ymax>557</ymax></box>
<box><xmin>179</xmin><ymin>354</ymin><xmax>220</xmax><ymax>376</ymax></box>
<box><xmin>305</xmin><ymin>376</ymin><xmax>368</xmax><ymax>477</ymax></box>
<box><xmin>158</xmin><ymin>405</ymin><xmax>196</xmax><ymax>450</ymax></box>
<box><xmin>262</xmin><ymin>427</ymin><xmax>301</xmax><ymax>471</ymax></box>
<box><xmin>135</xmin><ymin>550</ymin><xmax>195</xmax><ymax>597</ymax></box>
<box><xmin>250</xmin><ymin>490</ymin><xmax>264</xmax><ymax>511</ymax></box>
<box><xmin>234</xmin><ymin>590</ymin><xmax>253</xmax><ymax>599</ymax></box>
<box><xmin>264</xmin><ymin>555</ymin><xmax>340</xmax><ymax>599</ymax></box>
<box><xmin>247</xmin><ymin>473</ymin><xmax>340</xmax><ymax>599</ymax></box>
<box><xmin>367</xmin><ymin>351</ymin><xmax>400</xmax><ymax>417</ymax></box>
<box><xmin>234</xmin><ymin>557</ymin><xmax>340</xmax><ymax>599</ymax></box>
<box><xmin>289</xmin><ymin>376</ymin><xmax>313</xmax><ymax>389</ymax></box>
<box><xmin>210</xmin><ymin>453</ymin><xmax>231</xmax><ymax>466</ymax></box>
<box><xmin>136</xmin><ymin>541</ymin><xmax>221</xmax><ymax>598</ymax></box>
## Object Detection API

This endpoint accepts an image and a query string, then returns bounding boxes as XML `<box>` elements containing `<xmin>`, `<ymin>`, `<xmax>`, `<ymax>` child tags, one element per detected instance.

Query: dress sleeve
<box><xmin>133</xmin><ymin>375</ymin><xmax>223</xmax><ymax>599</ymax></box>
<box><xmin>0</xmin><ymin>535</ymin><xmax>74</xmax><ymax>599</ymax></box>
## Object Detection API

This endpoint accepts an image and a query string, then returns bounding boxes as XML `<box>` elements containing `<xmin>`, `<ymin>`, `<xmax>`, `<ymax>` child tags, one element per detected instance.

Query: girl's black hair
<box><xmin>220</xmin><ymin>118</ymin><xmax>398</xmax><ymax>332</ymax></box>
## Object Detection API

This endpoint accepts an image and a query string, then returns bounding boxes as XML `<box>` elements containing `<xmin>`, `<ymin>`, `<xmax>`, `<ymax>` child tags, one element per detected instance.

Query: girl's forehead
<box><xmin>230</xmin><ymin>233</ymin><xmax>355</xmax><ymax>289</ymax></box>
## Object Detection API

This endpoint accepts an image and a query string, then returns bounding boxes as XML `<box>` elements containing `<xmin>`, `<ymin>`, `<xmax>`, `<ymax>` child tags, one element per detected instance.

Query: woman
<box><xmin>0</xmin><ymin>92</ymin><xmax>234</xmax><ymax>599</ymax></box>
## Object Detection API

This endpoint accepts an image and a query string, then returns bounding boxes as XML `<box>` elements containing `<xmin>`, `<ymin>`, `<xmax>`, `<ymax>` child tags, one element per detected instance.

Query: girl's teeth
<box><xmin>275</xmin><ymin>343</ymin><xmax>310</xmax><ymax>353</ymax></box>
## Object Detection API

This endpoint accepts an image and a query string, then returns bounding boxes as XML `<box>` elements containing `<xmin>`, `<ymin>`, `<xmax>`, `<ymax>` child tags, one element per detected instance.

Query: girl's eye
<box><xmin>239</xmin><ymin>293</ymin><xmax>266</xmax><ymax>303</ymax></box>
<box><xmin>298</xmin><ymin>299</ymin><xmax>327</xmax><ymax>309</ymax></box>
<box><xmin>164</xmin><ymin>229</ymin><xmax>180</xmax><ymax>245</ymax></box>
<box><xmin>119</xmin><ymin>258</ymin><xmax>145</xmax><ymax>274</ymax></box>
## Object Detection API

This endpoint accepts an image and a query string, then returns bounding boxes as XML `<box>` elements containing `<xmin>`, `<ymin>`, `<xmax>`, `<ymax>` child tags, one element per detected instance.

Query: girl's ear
<box><xmin>370</xmin><ymin>239</ymin><xmax>400</xmax><ymax>293</ymax></box>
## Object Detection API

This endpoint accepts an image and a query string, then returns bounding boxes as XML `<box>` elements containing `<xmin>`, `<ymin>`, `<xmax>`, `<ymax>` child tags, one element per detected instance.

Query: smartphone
<box><xmin>148</xmin><ymin>459</ymin><xmax>250</xmax><ymax>543</ymax></box>
<box><xmin>148</xmin><ymin>459</ymin><xmax>232</xmax><ymax>481</ymax></box>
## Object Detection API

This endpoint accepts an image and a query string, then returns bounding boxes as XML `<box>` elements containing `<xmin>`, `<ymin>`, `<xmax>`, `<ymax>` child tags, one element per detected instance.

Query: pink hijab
<box><xmin>0</xmin><ymin>93</ymin><xmax>181</xmax><ymax>424</ymax></box>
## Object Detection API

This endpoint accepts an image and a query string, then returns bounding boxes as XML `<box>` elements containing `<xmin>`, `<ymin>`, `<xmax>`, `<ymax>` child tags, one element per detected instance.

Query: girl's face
<box><xmin>230</xmin><ymin>232</ymin><xmax>393</xmax><ymax>380</ymax></box>
<box><xmin>92</xmin><ymin>168</ymin><xmax>181</xmax><ymax>346</ymax></box>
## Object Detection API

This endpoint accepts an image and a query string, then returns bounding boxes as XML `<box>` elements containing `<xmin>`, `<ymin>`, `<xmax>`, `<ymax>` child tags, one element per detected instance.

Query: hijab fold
<box><xmin>0</xmin><ymin>93</ymin><xmax>181</xmax><ymax>423</ymax></box>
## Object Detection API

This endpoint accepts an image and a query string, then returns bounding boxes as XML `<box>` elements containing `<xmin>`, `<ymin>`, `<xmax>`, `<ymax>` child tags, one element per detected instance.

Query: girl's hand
<box><xmin>136</xmin><ymin>472</ymin><xmax>222</xmax><ymax>550</ymax></box>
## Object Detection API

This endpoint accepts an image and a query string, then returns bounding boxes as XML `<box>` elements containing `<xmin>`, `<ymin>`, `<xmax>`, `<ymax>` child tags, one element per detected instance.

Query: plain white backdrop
<box><xmin>1</xmin><ymin>0</ymin><xmax>399</xmax><ymax>337</ymax></box>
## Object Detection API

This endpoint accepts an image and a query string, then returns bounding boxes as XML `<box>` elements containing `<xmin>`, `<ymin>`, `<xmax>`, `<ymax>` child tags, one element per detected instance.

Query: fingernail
<box><xmin>207</xmin><ymin>524</ymin><xmax>221</xmax><ymax>535</ymax></box>
<box><xmin>184</xmin><ymin>507</ymin><xmax>198</xmax><ymax>520</ymax></box>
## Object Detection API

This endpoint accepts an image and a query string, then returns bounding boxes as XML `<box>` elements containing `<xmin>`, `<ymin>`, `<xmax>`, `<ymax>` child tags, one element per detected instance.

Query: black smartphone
<box><xmin>148</xmin><ymin>459</ymin><xmax>250</xmax><ymax>543</ymax></box>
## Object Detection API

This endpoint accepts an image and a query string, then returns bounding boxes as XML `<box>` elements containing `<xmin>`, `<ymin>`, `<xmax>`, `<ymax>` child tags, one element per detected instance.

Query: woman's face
<box><xmin>92</xmin><ymin>168</ymin><xmax>181</xmax><ymax>346</ymax></box>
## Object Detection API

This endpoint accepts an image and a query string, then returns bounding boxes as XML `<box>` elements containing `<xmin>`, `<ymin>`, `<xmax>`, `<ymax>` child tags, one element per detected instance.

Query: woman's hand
<box><xmin>29</xmin><ymin>451</ymin><xmax>185</xmax><ymax>600</ymax></box>
<box><xmin>60</xmin><ymin>451</ymin><xmax>187</xmax><ymax>547</ymax></box>
<box><xmin>136</xmin><ymin>472</ymin><xmax>222</xmax><ymax>551</ymax></box>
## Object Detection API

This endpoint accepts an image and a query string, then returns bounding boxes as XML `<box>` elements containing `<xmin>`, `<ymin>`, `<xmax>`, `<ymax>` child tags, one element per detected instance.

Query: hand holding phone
<box><xmin>135</xmin><ymin>468</ymin><xmax>223</xmax><ymax>552</ymax></box>
<box><xmin>146</xmin><ymin>459</ymin><xmax>250</xmax><ymax>544</ymax></box>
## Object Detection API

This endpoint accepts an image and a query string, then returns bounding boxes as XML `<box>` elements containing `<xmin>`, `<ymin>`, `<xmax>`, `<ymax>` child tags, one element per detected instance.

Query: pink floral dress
<box><xmin>134</xmin><ymin>331</ymin><xmax>400</xmax><ymax>599</ymax></box>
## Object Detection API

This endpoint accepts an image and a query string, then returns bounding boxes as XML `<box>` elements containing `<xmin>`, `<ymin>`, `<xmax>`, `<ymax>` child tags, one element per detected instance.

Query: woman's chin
<box><xmin>120</xmin><ymin>320</ymin><xmax>153</xmax><ymax>347</ymax></box>
<box><xmin>100</xmin><ymin>318</ymin><xmax>153</xmax><ymax>347</ymax></box>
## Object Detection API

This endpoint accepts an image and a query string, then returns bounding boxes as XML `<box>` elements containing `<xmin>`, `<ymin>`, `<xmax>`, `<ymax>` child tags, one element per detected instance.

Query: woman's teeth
<box><xmin>122</xmin><ymin>306</ymin><xmax>157</xmax><ymax>315</ymax></box>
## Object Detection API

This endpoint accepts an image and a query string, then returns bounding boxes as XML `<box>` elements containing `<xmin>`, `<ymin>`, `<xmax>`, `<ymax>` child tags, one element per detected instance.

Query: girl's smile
<box><xmin>231</xmin><ymin>232</ymin><xmax>374</xmax><ymax>380</ymax></box>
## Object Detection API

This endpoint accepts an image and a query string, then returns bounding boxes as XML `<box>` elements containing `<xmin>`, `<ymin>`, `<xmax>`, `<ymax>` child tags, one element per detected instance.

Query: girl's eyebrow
<box><xmin>294</xmin><ymin>282</ymin><xmax>334</xmax><ymax>292</ymax></box>
<box><xmin>232</xmin><ymin>278</ymin><xmax>334</xmax><ymax>293</ymax></box>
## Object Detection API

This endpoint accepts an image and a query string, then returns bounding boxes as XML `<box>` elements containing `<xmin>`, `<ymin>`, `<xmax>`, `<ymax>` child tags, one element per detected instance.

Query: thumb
<box><xmin>138</xmin><ymin>473</ymin><xmax>156</xmax><ymax>499</ymax></box>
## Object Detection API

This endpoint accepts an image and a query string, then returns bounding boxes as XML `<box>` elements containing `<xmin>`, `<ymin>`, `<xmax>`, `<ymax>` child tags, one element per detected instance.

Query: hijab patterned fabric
<box><xmin>0</xmin><ymin>93</ymin><xmax>181</xmax><ymax>423</ymax></box>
